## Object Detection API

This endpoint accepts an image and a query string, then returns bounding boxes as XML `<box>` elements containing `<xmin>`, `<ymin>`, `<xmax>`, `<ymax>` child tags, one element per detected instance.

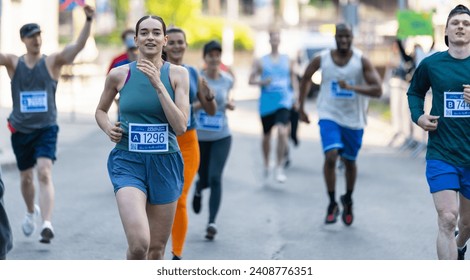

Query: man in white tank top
<box><xmin>298</xmin><ymin>23</ymin><xmax>382</xmax><ymax>226</ymax></box>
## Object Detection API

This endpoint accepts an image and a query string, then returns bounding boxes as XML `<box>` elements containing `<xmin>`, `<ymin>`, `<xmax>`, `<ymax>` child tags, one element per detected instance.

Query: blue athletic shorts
<box><xmin>318</xmin><ymin>119</ymin><xmax>364</xmax><ymax>161</ymax></box>
<box><xmin>11</xmin><ymin>125</ymin><xmax>59</xmax><ymax>171</ymax></box>
<box><xmin>426</xmin><ymin>159</ymin><xmax>470</xmax><ymax>199</ymax></box>
<box><xmin>107</xmin><ymin>149</ymin><xmax>184</xmax><ymax>205</ymax></box>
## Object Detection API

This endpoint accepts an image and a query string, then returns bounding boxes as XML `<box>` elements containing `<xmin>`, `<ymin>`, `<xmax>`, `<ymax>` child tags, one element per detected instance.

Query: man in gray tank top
<box><xmin>298</xmin><ymin>23</ymin><xmax>382</xmax><ymax>226</ymax></box>
<box><xmin>0</xmin><ymin>5</ymin><xmax>95</xmax><ymax>244</ymax></box>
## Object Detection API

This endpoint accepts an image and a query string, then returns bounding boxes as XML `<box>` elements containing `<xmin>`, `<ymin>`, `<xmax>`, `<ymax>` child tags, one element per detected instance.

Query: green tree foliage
<box><xmin>146</xmin><ymin>0</ymin><xmax>201</xmax><ymax>27</ymax></box>
<box><xmin>145</xmin><ymin>0</ymin><xmax>253</xmax><ymax>51</ymax></box>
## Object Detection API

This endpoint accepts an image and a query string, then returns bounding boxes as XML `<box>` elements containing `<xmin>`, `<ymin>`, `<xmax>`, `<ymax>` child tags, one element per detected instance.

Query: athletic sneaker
<box><xmin>458</xmin><ymin>245</ymin><xmax>467</xmax><ymax>260</ymax></box>
<box><xmin>275</xmin><ymin>167</ymin><xmax>287</xmax><ymax>183</ymax></box>
<box><xmin>325</xmin><ymin>202</ymin><xmax>339</xmax><ymax>224</ymax></box>
<box><xmin>172</xmin><ymin>255</ymin><xmax>182</xmax><ymax>260</ymax></box>
<box><xmin>22</xmin><ymin>204</ymin><xmax>40</xmax><ymax>237</ymax></box>
<box><xmin>39</xmin><ymin>222</ymin><xmax>54</xmax><ymax>244</ymax></box>
<box><xmin>455</xmin><ymin>229</ymin><xmax>467</xmax><ymax>260</ymax></box>
<box><xmin>340</xmin><ymin>195</ymin><xmax>353</xmax><ymax>226</ymax></box>
<box><xmin>192</xmin><ymin>191</ymin><xmax>202</xmax><ymax>214</ymax></box>
<box><xmin>205</xmin><ymin>223</ymin><xmax>217</xmax><ymax>240</ymax></box>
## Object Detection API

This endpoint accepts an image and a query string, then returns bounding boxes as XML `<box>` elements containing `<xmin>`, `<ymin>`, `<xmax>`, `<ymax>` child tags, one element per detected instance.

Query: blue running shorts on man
<box><xmin>426</xmin><ymin>159</ymin><xmax>470</xmax><ymax>199</ymax></box>
<box><xmin>318</xmin><ymin>119</ymin><xmax>363</xmax><ymax>160</ymax></box>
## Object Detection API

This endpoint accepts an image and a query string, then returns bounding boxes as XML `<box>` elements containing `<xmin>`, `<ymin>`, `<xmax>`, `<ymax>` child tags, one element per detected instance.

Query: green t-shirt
<box><xmin>407</xmin><ymin>51</ymin><xmax>470</xmax><ymax>167</ymax></box>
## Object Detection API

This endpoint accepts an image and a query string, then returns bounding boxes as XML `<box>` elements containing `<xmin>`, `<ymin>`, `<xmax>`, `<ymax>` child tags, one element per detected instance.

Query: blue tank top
<box><xmin>116</xmin><ymin>61</ymin><xmax>179</xmax><ymax>154</ymax></box>
<box><xmin>259</xmin><ymin>54</ymin><xmax>294</xmax><ymax>116</ymax></box>
<box><xmin>9</xmin><ymin>55</ymin><xmax>58</xmax><ymax>133</ymax></box>
<box><xmin>183</xmin><ymin>64</ymin><xmax>199</xmax><ymax>130</ymax></box>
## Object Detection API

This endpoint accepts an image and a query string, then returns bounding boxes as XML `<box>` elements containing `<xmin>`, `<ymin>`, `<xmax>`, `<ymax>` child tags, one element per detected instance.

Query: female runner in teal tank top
<box><xmin>95</xmin><ymin>15</ymin><xmax>190</xmax><ymax>260</ymax></box>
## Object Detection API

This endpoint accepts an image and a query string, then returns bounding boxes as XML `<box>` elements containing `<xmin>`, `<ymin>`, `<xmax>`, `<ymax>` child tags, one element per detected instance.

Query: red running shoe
<box><xmin>340</xmin><ymin>195</ymin><xmax>353</xmax><ymax>226</ymax></box>
<box><xmin>325</xmin><ymin>203</ymin><xmax>339</xmax><ymax>224</ymax></box>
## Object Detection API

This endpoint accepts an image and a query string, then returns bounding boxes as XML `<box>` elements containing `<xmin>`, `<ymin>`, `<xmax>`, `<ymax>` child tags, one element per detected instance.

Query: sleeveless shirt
<box><xmin>317</xmin><ymin>49</ymin><xmax>368</xmax><ymax>129</ymax></box>
<box><xmin>183</xmin><ymin>64</ymin><xmax>199</xmax><ymax>130</ymax></box>
<box><xmin>116</xmin><ymin>61</ymin><xmax>180</xmax><ymax>154</ymax></box>
<box><xmin>259</xmin><ymin>54</ymin><xmax>294</xmax><ymax>116</ymax></box>
<box><xmin>9</xmin><ymin>55</ymin><xmax>58</xmax><ymax>133</ymax></box>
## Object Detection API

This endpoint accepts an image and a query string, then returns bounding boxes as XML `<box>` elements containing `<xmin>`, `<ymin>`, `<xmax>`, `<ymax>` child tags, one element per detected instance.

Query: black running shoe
<box><xmin>192</xmin><ymin>191</ymin><xmax>202</xmax><ymax>214</ymax></box>
<box><xmin>340</xmin><ymin>195</ymin><xmax>353</xmax><ymax>226</ymax></box>
<box><xmin>325</xmin><ymin>202</ymin><xmax>339</xmax><ymax>224</ymax></box>
<box><xmin>205</xmin><ymin>223</ymin><xmax>217</xmax><ymax>240</ymax></box>
<box><xmin>172</xmin><ymin>255</ymin><xmax>182</xmax><ymax>260</ymax></box>
<box><xmin>458</xmin><ymin>245</ymin><xmax>467</xmax><ymax>260</ymax></box>
<box><xmin>39</xmin><ymin>226</ymin><xmax>54</xmax><ymax>244</ymax></box>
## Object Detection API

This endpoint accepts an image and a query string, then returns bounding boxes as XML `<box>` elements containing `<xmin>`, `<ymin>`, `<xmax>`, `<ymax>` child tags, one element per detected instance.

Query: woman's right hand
<box><xmin>107</xmin><ymin>121</ymin><xmax>123</xmax><ymax>143</ymax></box>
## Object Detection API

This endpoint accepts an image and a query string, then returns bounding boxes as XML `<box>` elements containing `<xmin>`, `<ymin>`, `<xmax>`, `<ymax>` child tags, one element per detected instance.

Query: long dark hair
<box><xmin>135</xmin><ymin>15</ymin><xmax>167</xmax><ymax>60</ymax></box>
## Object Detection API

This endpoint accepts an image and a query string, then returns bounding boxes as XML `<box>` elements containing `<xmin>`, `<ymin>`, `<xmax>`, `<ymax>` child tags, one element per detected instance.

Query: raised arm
<box><xmin>137</xmin><ymin>60</ymin><xmax>189</xmax><ymax>135</ymax></box>
<box><xmin>166</xmin><ymin>64</ymin><xmax>190</xmax><ymax>135</ymax></box>
<box><xmin>0</xmin><ymin>53</ymin><xmax>19</xmax><ymax>79</ymax></box>
<box><xmin>47</xmin><ymin>5</ymin><xmax>95</xmax><ymax>78</ymax></box>
<box><xmin>196</xmin><ymin>76</ymin><xmax>217</xmax><ymax>115</ymax></box>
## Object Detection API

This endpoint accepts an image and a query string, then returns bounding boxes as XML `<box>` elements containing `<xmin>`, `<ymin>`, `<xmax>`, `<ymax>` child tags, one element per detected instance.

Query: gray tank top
<box><xmin>9</xmin><ymin>55</ymin><xmax>58</xmax><ymax>133</ymax></box>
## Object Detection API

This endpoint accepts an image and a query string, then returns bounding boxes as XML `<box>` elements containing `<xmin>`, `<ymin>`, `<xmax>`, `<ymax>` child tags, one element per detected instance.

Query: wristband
<box><xmin>86</xmin><ymin>16</ymin><xmax>92</xmax><ymax>22</ymax></box>
<box><xmin>205</xmin><ymin>94</ymin><xmax>215</xmax><ymax>102</ymax></box>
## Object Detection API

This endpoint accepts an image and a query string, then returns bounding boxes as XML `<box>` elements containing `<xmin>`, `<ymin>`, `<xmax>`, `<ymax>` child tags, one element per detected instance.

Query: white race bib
<box><xmin>20</xmin><ymin>91</ymin><xmax>48</xmax><ymax>113</ymax></box>
<box><xmin>330</xmin><ymin>80</ymin><xmax>355</xmax><ymax>99</ymax></box>
<box><xmin>444</xmin><ymin>92</ymin><xmax>470</xmax><ymax>118</ymax></box>
<box><xmin>128</xmin><ymin>123</ymin><xmax>168</xmax><ymax>153</ymax></box>
<box><xmin>266</xmin><ymin>79</ymin><xmax>288</xmax><ymax>92</ymax></box>
<box><xmin>197</xmin><ymin>111</ymin><xmax>224</xmax><ymax>131</ymax></box>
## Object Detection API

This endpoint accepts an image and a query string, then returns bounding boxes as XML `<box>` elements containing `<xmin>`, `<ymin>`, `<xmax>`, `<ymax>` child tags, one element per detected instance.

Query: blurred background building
<box><xmin>0</xmin><ymin>0</ymin><xmax>469</xmax><ymax>108</ymax></box>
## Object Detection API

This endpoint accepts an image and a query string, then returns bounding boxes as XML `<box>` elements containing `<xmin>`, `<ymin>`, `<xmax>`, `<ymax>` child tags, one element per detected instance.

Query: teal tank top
<box><xmin>116</xmin><ymin>61</ymin><xmax>180</xmax><ymax>154</ymax></box>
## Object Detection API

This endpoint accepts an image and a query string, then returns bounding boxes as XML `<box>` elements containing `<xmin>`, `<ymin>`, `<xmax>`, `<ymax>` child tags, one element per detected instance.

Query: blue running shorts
<box><xmin>107</xmin><ymin>148</ymin><xmax>184</xmax><ymax>205</ymax></box>
<box><xmin>318</xmin><ymin>119</ymin><xmax>364</xmax><ymax>161</ymax></box>
<box><xmin>426</xmin><ymin>159</ymin><xmax>470</xmax><ymax>199</ymax></box>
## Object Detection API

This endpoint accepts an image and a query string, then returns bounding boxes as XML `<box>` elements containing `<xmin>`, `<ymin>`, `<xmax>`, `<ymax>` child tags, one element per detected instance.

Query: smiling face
<box><xmin>164</xmin><ymin>30</ymin><xmax>187</xmax><ymax>64</ymax></box>
<box><xmin>335</xmin><ymin>24</ymin><xmax>353</xmax><ymax>54</ymax></box>
<box><xmin>446</xmin><ymin>13</ymin><xmax>470</xmax><ymax>47</ymax></box>
<box><xmin>135</xmin><ymin>17</ymin><xmax>167</xmax><ymax>58</ymax></box>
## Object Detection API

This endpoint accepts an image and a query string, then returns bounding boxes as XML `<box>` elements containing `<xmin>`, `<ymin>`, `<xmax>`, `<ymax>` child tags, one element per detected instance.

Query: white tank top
<box><xmin>316</xmin><ymin>48</ymin><xmax>369</xmax><ymax>129</ymax></box>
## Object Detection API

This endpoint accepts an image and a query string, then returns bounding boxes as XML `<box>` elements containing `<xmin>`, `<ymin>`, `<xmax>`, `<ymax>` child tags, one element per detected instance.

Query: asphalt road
<box><xmin>0</xmin><ymin>98</ymin><xmax>439</xmax><ymax>260</ymax></box>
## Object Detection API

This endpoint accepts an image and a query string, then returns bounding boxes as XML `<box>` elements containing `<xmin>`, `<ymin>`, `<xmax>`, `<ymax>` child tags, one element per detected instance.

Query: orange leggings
<box><xmin>172</xmin><ymin>129</ymin><xmax>200</xmax><ymax>257</ymax></box>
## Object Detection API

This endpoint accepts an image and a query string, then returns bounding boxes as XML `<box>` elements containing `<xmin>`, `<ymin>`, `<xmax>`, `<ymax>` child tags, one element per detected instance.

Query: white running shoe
<box><xmin>22</xmin><ymin>204</ymin><xmax>40</xmax><ymax>237</ymax></box>
<box><xmin>39</xmin><ymin>221</ymin><xmax>55</xmax><ymax>244</ymax></box>
<box><xmin>275</xmin><ymin>167</ymin><xmax>287</xmax><ymax>183</ymax></box>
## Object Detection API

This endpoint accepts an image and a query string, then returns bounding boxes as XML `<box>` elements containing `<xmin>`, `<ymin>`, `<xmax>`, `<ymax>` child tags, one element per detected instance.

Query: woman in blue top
<box><xmin>164</xmin><ymin>27</ymin><xmax>217</xmax><ymax>260</ymax></box>
<box><xmin>95</xmin><ymin>15</ymin><xmax>189</xmax><ymax>260</ymax></box>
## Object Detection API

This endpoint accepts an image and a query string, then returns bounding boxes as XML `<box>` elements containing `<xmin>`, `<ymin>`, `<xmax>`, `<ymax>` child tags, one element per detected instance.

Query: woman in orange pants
<box><xmin>164</xmin><ymin>27</ymin><xmax>217</xmax><ymax>260</ymax></box>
